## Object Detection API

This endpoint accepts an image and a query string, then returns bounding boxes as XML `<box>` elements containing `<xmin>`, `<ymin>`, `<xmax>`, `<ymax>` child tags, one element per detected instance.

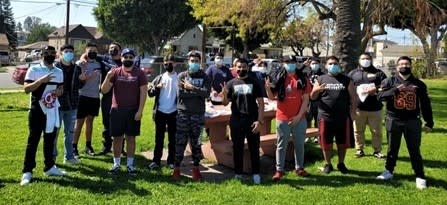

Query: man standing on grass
<box><xmin>172</xmin><ymin>52</ymin><xmax>210</xmax><ymax>181</ymax></box>
<box><xmin>147</xmin><ymin>54</ymin><xmax>178</xmax><ymax>170</ymax></box>
<box><xmin>376</xmin><ymin>56</ymin><xmax>433</xmax><ymax>190</ymax></box>
<box><xmin>222</xmin><ymin>58</ymin><xmax>264</xmax><ymax>184</ymax></box>
<box><xmin>265</xmin><ymin>56</ymin><xmax>312</xmax><ymax>181</ymax></box>
<box><xmin>348</xmin><ymin>53</ymin><xmax>387</xmax><ymax>159</ymax></box>
<box><xmin>20</xmin><ymin>46</ymin><xmax>66</xmax><ymax>186</ymax></box>
<box><xmin>101</xmin><ymin>48</ymin><xmax>147</xmax><ymax>175</ymax></box>
<box><xmin>53</xmin><ymin>44</ymin><xmax>81</xmax><ymax>165</ymax></box>
<box><xmin>310</xmin><ymin>55</ymin><xmax>357</xmax><ymax>174</ymax></box>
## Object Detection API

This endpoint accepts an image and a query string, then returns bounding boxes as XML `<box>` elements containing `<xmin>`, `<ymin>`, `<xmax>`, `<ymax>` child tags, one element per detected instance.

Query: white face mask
<box><xmin>215</xmin><ymin>59</ymin><xmax>223</xmax><ymax>65</ymax></box>
<box><xmin>310</xmin><ymin>64</ymin><xmax>320</xmax><ymax>71</ymax></box>
<box><xmin>360</xmin><ymin>59</ymin><xmax>371</xmax><ymax>68</ymax></box>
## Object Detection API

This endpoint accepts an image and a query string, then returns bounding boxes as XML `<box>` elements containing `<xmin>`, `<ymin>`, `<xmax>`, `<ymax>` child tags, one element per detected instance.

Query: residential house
<box><xmin>16</xmin><ymin>41</ymin><xmax>49</xmax><ymax>61</ymax></box>
<box><xmin>48</xmin><ymin>24</ymin><xmax>112</xmax><ymax>54</ymax></box>
<box><xmin>373</xmin><ymin>40</ymin><xmax>424</xmax><ymax>67</ymax></box>
<box><xmin>0</xmin><ymin>33</ymin><xmax>9</xmax><ymax>51</ymax></box>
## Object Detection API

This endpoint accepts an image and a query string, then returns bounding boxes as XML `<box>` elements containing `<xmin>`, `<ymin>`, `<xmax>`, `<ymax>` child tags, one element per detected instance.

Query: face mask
<box><xmin>237</xmin><ymin>70</ymin><xmax>248</xmax><ymax>78</ymax></box>
<box><xmin>360</xmin><ymin>59</ymin><xmax>371</xmax><ymax>68</ymax></box>
<box><xmin>63</xmin><ymin>52</ymin><xmax>74</xmax><ymax>62</ymax></box>
<box><xmin>44</xmin><ymin>55</ymin><xmax>56</xmax><ymax>64</ymax></box>
<box><xmin>109</xmin><ymin>49</ymin><xmax>118</xmax><ymax>56</ymax></box>
<box><xmin>164</xmin><ymin>63</ymin><xmax>174</xmax><ymax>72</ymax></box>
<box><xmin>310</xmin><ymin>64</ymin><xmax>320</xmax><ymax>71</ymax></box>
<box><xmin>215</xmin><ymin>59</ymin><xmax>223</xmax><ymax>66</ymax></box>
<box><xmin>399</xmin><ymin>66</ymin><xmax>412</xmax><ymax>75</ymax></box>
<box><xmin>87</xmin><ymin>51</ymin><xmax>97</xmax><ymax>59</ymax></box>
<box><xmin>123</xmin><ymin>60</ymin><xmax>134</xmax><ymax>67</ymax></box>
<box><xmin>328</xmin><ymin>64</ymin><xmax>340</xmax><ymax>75</ymax></box>
<box><xmin>285</xmin><ymin>63</ymin><xmax>296</xmax><ymax>73</ymax></box>
<box><xmin>188</xmin><ymin>63</ymin><xmax>200</xmax><ymax>72</ymax></box>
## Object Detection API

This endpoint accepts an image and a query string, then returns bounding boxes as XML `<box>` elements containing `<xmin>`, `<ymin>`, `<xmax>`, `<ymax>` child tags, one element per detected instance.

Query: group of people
<box><xmin>19</xmin><ymin>43</ymin><xmax>434</xmax><ymax>189</ymax></box>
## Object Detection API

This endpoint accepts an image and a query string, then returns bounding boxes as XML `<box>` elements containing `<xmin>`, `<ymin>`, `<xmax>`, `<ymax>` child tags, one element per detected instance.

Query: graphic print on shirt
<box><xmin>186</xmin><ymin>77</ymin><xmax>204</xmax><ymax>88</ymax></box>
<box><xmin>117</xmin><ymin>74</ymin><xmax>138</xmax><ymax>82</ymax></box>
<box><xmin>325</xmin><ymin>83</ymin><xmax>346</xmax><ymax>91</ymax></box>
<box><xmin>233</xmin><ymin>84</ymin><xmax>253</xmax><ymax>95</ymax></box>
<box><xmin>394</xmin><ymin>90</ymin><xmax>417</xmax><ymax>110</ymax></box>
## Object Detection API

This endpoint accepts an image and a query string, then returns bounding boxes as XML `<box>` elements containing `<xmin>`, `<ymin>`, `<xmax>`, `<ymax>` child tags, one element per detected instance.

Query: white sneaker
<box><xmin>45</xmin><ymin>165</ymin><xmax>66</xmax><ymax>176</ymax></box>
<box><xmin>234</xmin><ymin>174</ymin><xmax>243</xmax><ymax>180</ymax></box>
<box><xmin>168</xmin><ymin>164</ymin><xmax>175</xmax><ymax>169</ymax></box>
<box><xmin>20</xmin><ymin>172</ymin><xmax>32</xmax><ymax>186</ymax></box>
<box><xmin>64</xmin><ymin>158</ymin><xmax>80</xmax><ymax>165</ymax></box>
<box><xmin>376</xmin><ymin>170</ymin><xmax>393</xmax><ymax>180</ymax></box>
<box><xmin>253</xmin><ymin>174</ymin><xmax>261</xmax><ymax>184</ymax></box>
<box><xmin>416</xmin><ymin>178</ymin><xmax>427</xmax><ymax>189</ymax></box>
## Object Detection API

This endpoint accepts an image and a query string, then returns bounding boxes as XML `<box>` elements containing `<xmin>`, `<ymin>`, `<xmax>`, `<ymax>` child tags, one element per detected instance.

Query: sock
<box><xmin>113</xmin><ymin>157</ymin><xmax>121</xmax><ymax>167</ymax></box>
<box><xmin>127</xmin><ymin>157</ymin><xmax>134</xmax><ymax>167</ymax></box>
<box><xmin>86</xmin><ymin>141</ymin><xmax>92</xmax><ymax>147</ymax></box>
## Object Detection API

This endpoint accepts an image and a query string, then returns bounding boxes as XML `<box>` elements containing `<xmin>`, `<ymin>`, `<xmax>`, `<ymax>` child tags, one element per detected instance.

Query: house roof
<box><xmin>0</xmin><ymin>33</ymin><xmax>9</xmax><ymax>46</ymax></box>
<box><xmin>17</xmin><ymin>41</ymin><xmax>49</xmax><ymax>50</ymax></box>
<box><xmin>381</xmin><ymin>45</ymin><xmax>425</xmax><ymax>57</ymax></box>
<box><xmin>48</xmin><ymin>24</ymin><xmax>94</xmax><ymax>39</ymax></box>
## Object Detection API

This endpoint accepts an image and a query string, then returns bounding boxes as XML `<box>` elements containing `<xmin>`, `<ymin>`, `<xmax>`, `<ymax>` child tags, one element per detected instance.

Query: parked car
<box><xmin>12</xmin><ymin>60</ymin><xmax>40</xmax><ymax>85</ymax></box>
<box><xmin>140</xmin><ymin>55</ymin><xmax>187</xmax><ymax>82</ymax></box>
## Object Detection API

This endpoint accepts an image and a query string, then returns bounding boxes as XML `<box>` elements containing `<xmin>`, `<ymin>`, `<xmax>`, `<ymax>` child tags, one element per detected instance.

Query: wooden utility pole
<box><xmin>65</xmin><ymin>0</ymin><xmax>70</xmax><ymax>44</ymax></box>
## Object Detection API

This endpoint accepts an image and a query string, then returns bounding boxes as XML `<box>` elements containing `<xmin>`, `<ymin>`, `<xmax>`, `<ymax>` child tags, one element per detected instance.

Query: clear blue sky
<box><xmin>10</xmin><ymin>0</ymin><xmax>416</xmax><ymax>45</ymax></box>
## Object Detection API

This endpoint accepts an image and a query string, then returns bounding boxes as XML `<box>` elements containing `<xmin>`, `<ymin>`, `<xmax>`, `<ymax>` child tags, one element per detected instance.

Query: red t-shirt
<box><xmin>276</xmin><ymin>74</ymin><xmax>312</xmax><ymax>121</ymax></box>
<box><xmin>110</xmin><ymin>66</ymin><xmax>148</xmax><ymax>109</ymax></box>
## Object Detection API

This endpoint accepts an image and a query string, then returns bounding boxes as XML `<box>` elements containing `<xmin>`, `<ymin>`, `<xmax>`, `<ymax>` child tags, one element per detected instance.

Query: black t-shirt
<box><xmin>348</xmin><ymin>67</ymin><xmax>387</xmax><ymax>111</ymax></box>
<box><xmin>317</xmin><ymin>74</ymin><xmax>351</xmax><ymax>119</ymax></box>
<box><xmin>226</xmin><ymin>76</ymin><xmax>262</xmax><ymax>119</ymax></box>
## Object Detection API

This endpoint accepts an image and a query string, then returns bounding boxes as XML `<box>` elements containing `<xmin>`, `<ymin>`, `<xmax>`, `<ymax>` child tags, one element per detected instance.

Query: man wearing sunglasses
<box><xmin>101</xmin><ymin>48</ymin><xmax>148</xmax><ymax>175</ymax></box>
<box><xmin>147</xmin><ymin>54</ymin><xmax>178</xmax><ymax>170</ymax></box>
<box><xmin>20</xmin><ymin>46</ymin><xmax>66</xmax><ymax>186</ymax></box>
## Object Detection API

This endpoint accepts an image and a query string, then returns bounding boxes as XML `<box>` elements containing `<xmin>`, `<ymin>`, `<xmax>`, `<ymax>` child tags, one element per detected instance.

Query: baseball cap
<box><xmin>121</xmin><ymin>48</ymin><xmax>136</xmax><ymax>57</ymax></box>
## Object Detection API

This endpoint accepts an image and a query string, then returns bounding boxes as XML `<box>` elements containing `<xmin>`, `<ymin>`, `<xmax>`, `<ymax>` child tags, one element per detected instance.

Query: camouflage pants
<box><xmin>174</xmin><ymin>112</ymin><xmax>204</xmax><ymax>166</ymax></box>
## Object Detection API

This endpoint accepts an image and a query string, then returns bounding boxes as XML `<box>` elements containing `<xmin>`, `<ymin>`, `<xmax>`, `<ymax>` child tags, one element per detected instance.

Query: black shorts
<box><xmin>110</xmin><ymin>108</ymin><xmax>141</xmax><ymax>137</ymax></box>
<box><xmin>77</xmin><ymin>95</ymin><xmax>100</xmax><ymax>119</ymax></box>
<box><xmin>318</xmin><ymin>116</ymin><xmax>354</xmax><ymax>150</ymax></box>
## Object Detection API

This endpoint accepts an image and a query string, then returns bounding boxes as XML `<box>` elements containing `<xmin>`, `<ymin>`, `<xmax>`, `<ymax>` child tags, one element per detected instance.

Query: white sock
<box><xmin>127</xmin><ymin>157</ymin><xmax>134</xmax><ymax>167</ymax></box>
<box><xmin>113</xmin><ymin>157</ymin><xmax>121</xmax><ymax>167</ymax></box>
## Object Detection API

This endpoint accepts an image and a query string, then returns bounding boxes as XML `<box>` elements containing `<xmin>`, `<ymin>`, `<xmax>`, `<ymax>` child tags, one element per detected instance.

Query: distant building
<box><xmin>48</xmin><ymin>24</ymin><xmax>112</xmax><ymax>53</ymax></box>
<box><xmin>16</xmin><ymin>41</ymin><xmax>49</xmax><ymax>62</ymax></box>
<box><xmin>373</xmin><ymin>40</ymin><xmax>424</xmax><ymax>67</ymax></box>
<box><xmin>0</xmin><ymin>33</ymin><xmax>10</xmax><ymax>51</ymax></box>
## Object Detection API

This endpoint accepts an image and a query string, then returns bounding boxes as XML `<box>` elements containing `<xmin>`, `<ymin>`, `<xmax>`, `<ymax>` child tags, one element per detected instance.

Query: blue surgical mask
<box><xmin>63</xmin><ymin>52</ymin><xmax>74</xmax><ymax>62</ymax></box>
<box><xmin>188</xmin><ymin>63</ymin><xmax>200</xmax><ymax>72</ymax></box>
<box><xmin>285</xmin><ymin>63</ymin><xmax>296</xmax><ymax>73</ymax></box>
<box><xmin>328</xmin><ymin>64</ymin><xmax>341</xmax><ymax>75</ymax></box>
<box><xmin>310</xmin><ymin>64</ymin><xmax>320</xmax><ymax>71</ymax></box>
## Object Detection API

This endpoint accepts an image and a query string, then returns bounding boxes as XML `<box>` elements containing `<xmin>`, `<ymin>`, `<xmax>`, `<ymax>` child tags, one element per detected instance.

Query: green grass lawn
<box><xmin>0</xmin><ymin>80</ymin><xmax>446</xmax><ymax>204</ymax></box>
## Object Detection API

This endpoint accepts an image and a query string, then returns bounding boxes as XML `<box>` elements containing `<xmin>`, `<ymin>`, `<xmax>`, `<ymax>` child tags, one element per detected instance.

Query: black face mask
<box><xmin>87</xmin><ymin>51</ymin><xmax>97</xmax><ymax>59</ymax></box>
<box><xmin>399</xmin><ymin>66</ymin><xmax>412</xmax><ymax>75</ymax></box>
<box><xmin>164</xmin><ymin>63</ymin><xmax>174</xmax><ymax>72</ymax></box>
<box><xmin>44</xmin><ymin>55</ymin><xmax>56</xmax><ymax>64</ymax></box>
<box><xmin>109</xmin><ymin>49</ymin><xmax>118</xmax><ymax>56</ymax></box>
<box><xmin>123</xmin><ymin>60</ymin><xmax>134</xmax><ymax>67</ymax></box>
<box><xmin>237</xmin><ymin>70</ymin><xmax>248</xmax><ymax>78</ymax></box>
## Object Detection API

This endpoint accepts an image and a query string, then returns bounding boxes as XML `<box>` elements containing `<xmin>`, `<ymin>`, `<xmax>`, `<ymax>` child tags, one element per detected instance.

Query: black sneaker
<box><xmin>108</xmin><ymin>165</ymin><xmax>120</xmax><ymax>175</ymax></box>
<box><xmin>97</xmin><ymin>147</ymin><xmax>111</xmax><ymax>156</ymax></box>
<box><xmin>355</xmin><ymin>149</ymin><xmax>365</xmax><ymax>158</ymax></box>
<box><xmin>121</xmin><ymin>150</ymin><xmax>127</xmax><ymax>157</ymax></box>
<box><xmin>127</xmin><ymin>166</ymin><xmax>137</xmax><ymax>176</ymax></box>
<box><xmin>373</xmin><ymin>152</ymin><xmax>385</xmax><ymax>159</ymax></box>
<box><xmin>337</xmin><ymin>163</ymin><xmax>349</xmax><ymax>174</ymax></box>
<box><xmin>147</xmin><ymin>162</ymin><xmax>160</xmax><ymax>170</ymax></box>
<box><xmin>84</xmin><ymin>146</ymin><xmax>95</xmax><ymax>156</ymax></box>
<box><xmin>321</xmin><ymin>164</ymin><xmax>333</xmax><ymax>174</ymax></box>
<box><xmin>73</xmin><ymin>149</ymin><xmax>79</xmax><ymax>158</ymax></box>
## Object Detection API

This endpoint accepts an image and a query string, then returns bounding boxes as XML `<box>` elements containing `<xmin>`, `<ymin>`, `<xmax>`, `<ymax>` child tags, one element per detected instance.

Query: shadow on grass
<box><xmin>0</xmin><ymin>108</ymin><xmax>28</xmax><ymax>112</ymax></box>
<box><xmin>398</xmin><ymin>156</ymin><xmax>447</xmax><ymax>169</ymax></box>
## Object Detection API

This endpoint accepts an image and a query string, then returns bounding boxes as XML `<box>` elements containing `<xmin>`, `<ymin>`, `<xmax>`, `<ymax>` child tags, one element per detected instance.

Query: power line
<box><xmin>14</xmin><ymin>4</ymin><xmax>62</xmax><ymax>19</ymax></box>
<box><xmin>10</xmin><ymin>0</ymin><xmax>65</xmax><ymax>3</ymax></box>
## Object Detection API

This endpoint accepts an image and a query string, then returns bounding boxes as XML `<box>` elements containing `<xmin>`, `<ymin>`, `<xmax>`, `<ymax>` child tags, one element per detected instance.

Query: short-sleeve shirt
<box><xmin>24</xmin><ymin>62</ymin><xmax>63</xmax><ymax>108</ymax></box>
<box><xmin>276</xmin><ymin>75</ymin><xmax>312</xmax><ymax>121</ymax></box>
<box><xmin>79</xmin><ymin>61</ymin><xmax>101</xmax><ymax>98</ymax></box>
<box><xmin>110</xmin><ymin>66</ymin><xmax>148</xmax><ymax>109</ymax></box>
<box><xmin>226</xmin><ymin>76</ymin><xmax>262</xmax><ymax>119</ymax></box>
<box><xmin>317</xmin><ymin>74</ymin><xmax>351</xmax><ymax>119</ymax></box>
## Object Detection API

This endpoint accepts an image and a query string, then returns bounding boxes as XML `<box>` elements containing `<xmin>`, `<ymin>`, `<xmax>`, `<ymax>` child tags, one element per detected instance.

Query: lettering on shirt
<box><xmin>117</xmin><ymin>75</ymin><xmax>138</xmax><ymax>82</ymax></box>
<box><xmin>233</xmin><ymin>84</ymin><xmax>253</xmax><ymax>95</ymax></box>
<box><xmin>394</xmin><ymin>90</ymin><xmax>417</xmax><ymax>110</ymax></box>
<box><xmin>324</xmin><ymin>83</ymin><xmax>346</xmax><ymax>91</ymax></box>
<box><xmin>186</xmin><ymin>77</ymin><xmax>204</xmax><ymax>87</ymax></box>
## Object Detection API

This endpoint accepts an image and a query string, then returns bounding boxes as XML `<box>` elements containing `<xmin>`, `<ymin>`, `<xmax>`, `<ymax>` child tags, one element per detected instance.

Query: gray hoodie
<box><xmin>177</xmin><ymin>70</ymin><xmax>211</xmax><ymax>114</ymax></box>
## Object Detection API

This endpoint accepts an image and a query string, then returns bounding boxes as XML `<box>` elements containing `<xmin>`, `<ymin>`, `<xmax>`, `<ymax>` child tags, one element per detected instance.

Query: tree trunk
<box><xmin>333</xmin><ymin>0</ymin><xmax>361</xmax><ymax>72</ymax></box>
<box><xmin>242</xmin><ymin>41</ymin><xmax>249</xmax><ymax>58</ymax></box>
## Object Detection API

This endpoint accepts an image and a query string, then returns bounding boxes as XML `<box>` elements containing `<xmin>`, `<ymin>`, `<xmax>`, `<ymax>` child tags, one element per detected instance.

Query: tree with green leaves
<box><xmin>188</xmin><ymin>0</ymin><xmax>288</xmax><ymax>58</ymax></box>
<box><xmin>0</xmin><ymin>0</ymin><xmax>17</xmax><ymax>49</ymax></box>
<box><xmin>94</xmin><ymin>0</ymin><xmax>196</xmax><ymax>55</ymax></box>
<box><xmin>25</xmin><ymin>23</ymin><xmax>56</xmax><ymax>44</ymax></box>
<box><xmin>23</xmin><ymin>16</ymin><xmax>42</xmax><ymax>32</ymax></box>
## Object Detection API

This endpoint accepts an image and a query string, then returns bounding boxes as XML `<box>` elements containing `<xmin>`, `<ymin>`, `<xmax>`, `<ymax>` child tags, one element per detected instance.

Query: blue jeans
<box><xmin>275</xmin><ymin>119</ymin><xmax>307</xmax><ymax>171</ymax></box>
<box><xmin>54</xmin><ymin>109</ymin><xmax>77</xmax><ymax>160</ymax></box>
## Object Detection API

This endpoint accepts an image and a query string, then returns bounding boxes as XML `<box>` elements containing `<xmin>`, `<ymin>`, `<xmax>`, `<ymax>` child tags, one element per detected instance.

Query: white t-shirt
<box><xmin>157</xmin><ymin>72</ymin><xmax>178</xmax><ymax>114</ymax></box>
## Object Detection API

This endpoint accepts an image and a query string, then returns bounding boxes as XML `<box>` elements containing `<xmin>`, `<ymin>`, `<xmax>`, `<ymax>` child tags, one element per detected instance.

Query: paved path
<box><xmin>0</xmin><ymin>66</ymin><xmax>23</xmax><ymax>90</ymax></box>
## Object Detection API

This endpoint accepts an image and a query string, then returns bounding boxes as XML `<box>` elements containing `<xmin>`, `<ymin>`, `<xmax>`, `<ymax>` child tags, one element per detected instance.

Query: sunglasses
<box><xmin>123</xmin><ymin>55</ymin><xmax>134</xmax><ymax>60</ymax></box>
